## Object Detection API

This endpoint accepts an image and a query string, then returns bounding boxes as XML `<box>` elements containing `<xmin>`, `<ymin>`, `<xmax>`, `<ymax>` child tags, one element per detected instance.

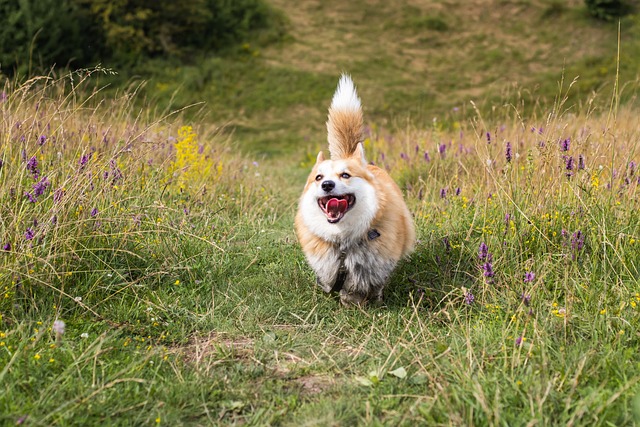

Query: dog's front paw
<box><xmin>339</xmin><ymin>290</ymin><xmax>366</xmax><ymax>307</ymax></box>
<box><xmin>339</xmin><ymin>290</ymin><xmax>383</xmax><ymax>307</ymax></box>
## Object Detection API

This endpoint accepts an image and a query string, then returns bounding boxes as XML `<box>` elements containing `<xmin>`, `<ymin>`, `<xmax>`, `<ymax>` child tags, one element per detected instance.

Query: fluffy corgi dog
<box><xmin>295</xmin><ymin>75</ymin><xmax>415</xmax><ymax>306</ymax></box>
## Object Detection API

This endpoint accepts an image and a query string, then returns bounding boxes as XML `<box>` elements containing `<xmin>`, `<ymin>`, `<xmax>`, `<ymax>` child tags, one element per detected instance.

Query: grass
<box><xmin>1</xmin><ymin>63</ymin><xmax>640</xmax><ymax>425</ymax></box>
<box><xmin>2</xmin><ymin>1</ymin><xmax>640</xmax><ymax>424</ymax></box>
<box><xmin>107</xmin><ymin>0</ymin><xmax>640</xmax><ymax>158</ymax></box>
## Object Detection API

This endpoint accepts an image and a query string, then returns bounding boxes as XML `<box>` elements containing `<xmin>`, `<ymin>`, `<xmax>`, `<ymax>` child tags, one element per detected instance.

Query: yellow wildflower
<box><xmin>170</xmin><ymin>125</ymin><xmax>213</xmax><ymax>190</ymax></box>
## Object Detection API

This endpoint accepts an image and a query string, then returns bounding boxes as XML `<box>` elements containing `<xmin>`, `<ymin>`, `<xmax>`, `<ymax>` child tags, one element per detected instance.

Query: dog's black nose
<box><xmin>321</xmin><ymin>180</ymin><xmax>335</xmax><ymax>192</ymax></box>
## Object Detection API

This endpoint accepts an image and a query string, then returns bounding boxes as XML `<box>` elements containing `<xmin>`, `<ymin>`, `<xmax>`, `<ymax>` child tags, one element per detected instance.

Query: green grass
<box><xmin>102</xmin><ymin>0</ymin><xmax>640</xmax><ymax>158</ymax></box>
<box><xmin>2</xmin><ymin>1</ymin><xmax>640</xmax><ymax>424</ymax></box>
<box><xmin>1</xmin><ymin>66</ymin><xmax>640</xmax><ymax>425</ymax></box>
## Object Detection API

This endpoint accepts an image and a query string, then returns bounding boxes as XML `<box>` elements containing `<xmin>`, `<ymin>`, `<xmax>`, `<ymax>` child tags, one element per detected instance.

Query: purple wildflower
<box><xmin>565</xmin><ymin>156</ymin><xmax>574</xmax><ymax>178</ymax></box>
<box><xmin>440</xmin><ymin>188</ymin><xmax>447</xmax><ymax>199</ymax></box>
<box><xmin>79</xmin><ymin>153</ymin><xmax>90</xmax><ymax>170</ymax></box>
<box><xmin>32</xmin><ymin>176</ymin><xmax>50</xmax><ymax>197</ymax></box>
<box><xmin>455</xmin><ymin>187</ymin><xmax>461</xmax><ymax>196</ymax></box>
<box><xmin>424</xmin><ymin>151</ymin><xmax>431</xmax><ymax>162</ymax></box>
<box><xmin>24</xmin><ymin>192</ymin><xmax>37</xmax><ymax>203</ymax></box>
<box><xmin>51</xmin><ymin>215</ymin><xmax>57</xmax><ymax>225</ymax></box>
<box><xmin>38</xmin><ymin>135</ymin><xmax>47</xmax><ymax>145</ymax></box>
<box><xmin>524</xmin><ymin>272</ymin><xmax>535</xmax><ymax>283</ymax></box>
<box><xmin>565</xmin><ymin>156</ymin><xmax>574</xmax><ymax>170</ymax></box>
<box><xmin>515</xmin><ymin>336</ymin><xmax>523</xmax><ymax>347</ymax></box>
<box><xmin>504</xmin><ymin>213</ymin><xmax>512</xmax><ymax>226</ymax></box>
<box><xmin>2</xmin><ymin>242</ymin><xmax>10</xmax><ymax>251</ymax></box>
<box><xmin>505</xmin><ymin>142</ymin><xmax>512</xmax><ymax>163</ymax></box>
<box><xmin>578</xmin><ymin>154</ymin><xmax>585</xmax><ymax>170</ymax></box>
<box><xmin>521</xmin><ymin>293</ymin><xmax>531</xmax><ymax>306</ymax></box>
<box><xmin>478</xmin><ymin>242</ymin><xmax>489</xmax><ymax>261</ymax></box>
<box><xmin>478</xmin><ymin>241</ymin><xmax>495</xmax><ymax>280</ymax></box>
<box><xmin>443</xmin><ymin>237</ymin><xmax>451</xmax><ymax>252</ymax></box>
<box><xmin>0</xmin><ymin>91</ymin><xmax>6</xmax><ymax>102</ymax></box>
<box><xmin>90</xmin><ymin>207</ymin><xmax>99</xmax><ymax>217</ymax></box>
<box><xmin>110</xmin><ymin>159</ymin><xmax>123</xmax><ymax>182</ymax></box>
<box><xmin>482</xmin><ymin>262</ymin><xmax>495</xmax><ymax>278</ymax></box>
<box><xmin>571</xmin><ymin>230</ymin><xmax>584</xmax><ymax>251</ymax></box>
<box><xmin>464</xmin><ymin>291</ymin><xmax>475</xmax><ymax>305</ymax></box>
<box><xmin>438</xmin><ymin>144</ymin><xmax>446</xmax><ymax>157</ymax></box>
<box><xmin>629</xmin><ymin>161</ymin><xmax>636</xmax><ymax>176</ymax></box>
<box><xmin>25</xmin><ymin>228</ymin><xmax>35</xmax><ymax>240</ymax></box>
<box><xmin>486</xmin><ymin>132</ymin><xmax>491</xmax><ymax>144</ymax></box>
<box><xmin>26</xmin><ymin>156</ymin><xmax>39</xmax><ymax>178</ymax></box>
<box><xmin>560</xmin><ymin>138</ymin><xmax>570</xmax><ymax>152</ymax></box>
<box><xmin>400</xmin><ymin>152</ymin><xmax>408</xmax><ymax>160</ymax></box>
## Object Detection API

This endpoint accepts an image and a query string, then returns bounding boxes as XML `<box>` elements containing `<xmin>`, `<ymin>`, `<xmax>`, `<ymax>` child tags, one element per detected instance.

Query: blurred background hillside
<box><xmin>2</xmin><ymin>0</ymin><xmax>639</xmax><ymax>154</ymax></box>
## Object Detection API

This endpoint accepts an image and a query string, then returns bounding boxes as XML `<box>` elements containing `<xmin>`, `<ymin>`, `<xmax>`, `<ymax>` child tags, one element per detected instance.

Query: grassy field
<box><xmin>123</xmin><ymin>0</ymin><xmax>640</xmax><ymax>155</ymax></box>
<box><xmin>1</xmin><ymin>67</ymin><xmax>640</xmax><ymax>425</ymax></box>
<box><xmin>2</xmin><ymin>0</ymin><xmax>640</xmax><ymax>425</ymax></box>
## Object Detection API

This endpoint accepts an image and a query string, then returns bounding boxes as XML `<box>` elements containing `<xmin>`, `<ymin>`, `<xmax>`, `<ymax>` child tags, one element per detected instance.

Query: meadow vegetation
<box><xmin>1</xmin><ymin>0</ymin><xmax>640</xmax><ymax>425</ymax></box>
<box><xmin>1</xmin><ymin>66</ymin><xmax>639</xmax><ymax>425</ymax></box>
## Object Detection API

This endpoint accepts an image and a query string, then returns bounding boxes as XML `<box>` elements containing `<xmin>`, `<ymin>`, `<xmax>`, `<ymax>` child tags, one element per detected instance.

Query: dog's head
<box><xmin>299</xmin><ymin>143</ymin><xmax>378</xmax><ymax>242</ymax></box>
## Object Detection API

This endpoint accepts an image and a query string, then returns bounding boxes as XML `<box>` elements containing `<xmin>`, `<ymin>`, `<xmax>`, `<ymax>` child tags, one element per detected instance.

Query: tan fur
<box><xmin>295</xmin><ymin>75</ymin><xmax>415</xmax><ymax>306</ymax></box>
<box><xmin>326</xmin><ymin>108</ymin><xmax>363</xmax><ymax>159</ymax></box>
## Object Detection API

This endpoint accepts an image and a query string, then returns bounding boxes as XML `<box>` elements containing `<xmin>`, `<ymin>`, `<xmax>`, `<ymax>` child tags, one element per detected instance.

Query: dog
<box><xmin>295</xmin><ymin>74</ymin><xmax>415</xmax><ymax>306</ymax></box>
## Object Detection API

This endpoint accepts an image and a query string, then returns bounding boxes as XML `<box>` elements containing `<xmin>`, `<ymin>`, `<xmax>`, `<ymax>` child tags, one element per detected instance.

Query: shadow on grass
<box><xmin>384</xmin><ymin>232</ymin><xmax>476</xmax><ymax>312</ymax></box>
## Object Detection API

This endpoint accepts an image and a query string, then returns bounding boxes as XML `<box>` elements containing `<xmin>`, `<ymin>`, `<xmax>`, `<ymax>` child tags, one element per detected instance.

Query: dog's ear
<box><xmin>316</xmin><ymin>151</ymin><xmax>325</xmax><ymax>164</ymax></box>
<box><xmin>353</xmin><ymin>142</ymin><xmax>367</xmax><ymax>165</ymax></box>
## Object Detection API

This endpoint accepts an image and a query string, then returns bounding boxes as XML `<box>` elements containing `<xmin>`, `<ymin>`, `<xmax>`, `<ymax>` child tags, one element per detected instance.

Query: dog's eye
<box><xmin>340</xmin><ymin>172</ymin><xmax>351</xmax><ymax>179</ymax></box>
<box><xmin>315</xmin><ymin>174</ymin><xmax>323</xmax><ymax>181</ymax></box>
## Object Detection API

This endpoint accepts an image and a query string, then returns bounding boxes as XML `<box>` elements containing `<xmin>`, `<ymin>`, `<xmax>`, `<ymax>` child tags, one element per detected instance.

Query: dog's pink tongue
<box><xmin>326</xmin><ymin>198</ymin><xmax>348</xmax><ymax>216</ymax></box>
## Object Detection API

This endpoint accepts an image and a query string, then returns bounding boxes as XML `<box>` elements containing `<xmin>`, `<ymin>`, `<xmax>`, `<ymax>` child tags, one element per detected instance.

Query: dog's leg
<box><xmin>339</xmin><ymin>245</ymin><xmax>398</xmax><ymax>306</ymax></box>
<box><xmin>306</xmin><ymin>249</ymin><xmax>342</xmax><ymax>293</ymax></box>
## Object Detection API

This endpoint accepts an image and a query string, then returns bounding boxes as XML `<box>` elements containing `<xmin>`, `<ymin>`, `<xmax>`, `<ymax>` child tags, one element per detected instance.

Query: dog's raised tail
<box><xmin>327</xmin><ymin>74</ymin><xmax>363</xmax><ymax>160</ymax></box>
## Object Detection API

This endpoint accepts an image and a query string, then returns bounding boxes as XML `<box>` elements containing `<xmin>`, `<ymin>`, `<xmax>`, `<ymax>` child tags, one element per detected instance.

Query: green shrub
<box><xmin>0</xmin><ymin>0</ymin><xmax>102</xmax><ymax>75</ymax></box>
<box><xmin>86</xmin><ymin>0</ymin><xmax>287</xmax><ymax>60</ymax></box>
<box><xmin>0</xmin><ymin>0</ymin><xmax>286</xmax><ymax>75</ymax></box>
<box><xmin>584</xmin><ymin>0</ymin><xmax>635</xmax><ymax>20</ymax></box>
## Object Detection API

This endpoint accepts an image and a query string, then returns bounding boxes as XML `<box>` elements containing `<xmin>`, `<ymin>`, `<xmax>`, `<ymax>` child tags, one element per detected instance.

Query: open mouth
<box><xmin>318</xmin><ymin>194</ymin><xmax>356</xmax><ymax>223</ymax></box>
